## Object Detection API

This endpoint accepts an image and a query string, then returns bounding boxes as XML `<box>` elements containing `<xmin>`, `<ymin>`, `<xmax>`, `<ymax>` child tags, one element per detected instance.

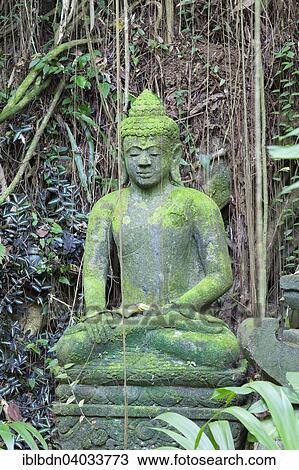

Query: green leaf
<box><xmin>0</xmin><ymin>423</ymin><xmax>14</xmax><ymax>450</ymax></box>
<box><xmin>154</xmin><ymin>412</ymin><xmax>200</xmax><ymax>444</ymax></box>
<box><xmin>212</xmin><ymin>384</ymin><xmax>252</xmax><ymax>401</ymax></box>
<box><xmin>229</xmin><ymin>380</ymin><xmax>299</xmax><ymax>449</ymax></box>
<box><xmin>28</xmin><ymin>378</ymin><xmax>36</xmax><ymax>390</ymax></box>
<box><xmin>64</xmin><ymin>363</ymin><xmax>75</xmax><ymax>369</ymax></box>
<box><xmin>280</xmin><ymin>181</ymin><xmax>299</xmax><ymax>195</ymax></box>
<box><xmin>59</xmin><ymin>276</ymin><xmax>70</xmax><ymax>286</ymax></box>
<box><xmin>247</xmin><ymin>382</ymin><xmax>299</xmax><ymax>449</ymax></box>
<box><xmin>51</xmin><ymin>222</ymin><xmax>63</xmax><ymax>234</ymax></box>
<box><xmin>0</xmin><ymin>243</ymin><xmax>5</xmax><ymax>264</ymax></box>
<box><xmin>72</xmin><ymin>75</ymin><xmax>91</xmax><ymax>89</ymax></box>
<box><xmin>66</xmin><ymin>396</ymin><xmax>76</xmax><ymax>404</ymax></box>
<box><xmin>100</xmin><ymin>81</ymin><xmax>110</xmax><ymax>99</ymax></box>
<box><xmin>278</xmin><ymin>167</ymin><xmax>290</xmax><ymax>172</ymax></box>
<box><xmin>151</xmin><ymin>427</ymin><xmax>194</xmax><ymax>450</ymax></box>
<box><xmin>8</xmin><ymin>422</ymin><xmax>38</xmax><ymax>450</ymax></box>
<box><xmin>280</xmin><ymin>127</ymin><xmax>299</xmax><ymax>139</ymax></box>
<box><xmin>154</xmin><ymin>412</ymin><xmax>213</xmax><ymax>450</ymax></box>
<box><xmin>208</xmin><ymin>420</ymin><xmax>235</xmax><ymax>450</ymax></box>
<box><xmin>224</xmin><ymin>406</ymin><xmax>279</xmax><ymax>450</ymax></box>
<box><xmin>22</xmin><ymin>423</ymin><xmax>48</xmax><ymax>450</ymax></box>
<box><xmin>29</xmin><ymin>57</ymin><xmax>42</xmax><ymax>69</ymax></box>
<box><xmin>73</xmin><ymin>111</ymin><xmax>98</xmax><ymax>129</ymax></box>
<box><xmin>56</xmin><ymin>373</ymin><xmax>68</xmax><ymax>379</ymax></box>
<box><xmin>47</xmin><ymin>359</ymin><xmax>58</xmax><ymax>369</ymax></box>
<box><xmin>267</xmin><ymin>144</ymin><xmax>299</xmax><ymax>160</ymax></box>
<box><xmin>248</xmin><ymin>398</ymin><xmax>268</xmax><ymax>414</ymax></box>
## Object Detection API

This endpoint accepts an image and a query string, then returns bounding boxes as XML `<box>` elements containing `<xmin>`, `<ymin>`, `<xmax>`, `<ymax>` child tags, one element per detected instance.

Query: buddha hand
<box><xmin>84</xmin><ymin>311</ymin><xmax>118</xmax><ymax>344</ymax></box>
<box><xmin>83</xmin><ymin>308</ymin><xmax>110</xmax><ymax>323</ymax></box>
<box><xmin>161</xmin><ymin>302</ymin><xmax>197</xmax><ymax>319</ymax></box>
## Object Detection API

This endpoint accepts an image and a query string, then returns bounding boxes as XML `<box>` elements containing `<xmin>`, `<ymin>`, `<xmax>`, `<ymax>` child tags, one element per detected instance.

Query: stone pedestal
<box><xmin>53</xmin><ymin>383</ymin><xmax>247</xmax><ymax>449</ymax></box>
<box><xmin>53</xmin><ymin>349</ymin><xmax>248</xmax><ymax>449</ymax></box>
<box><xmin>53</xmin><ymin>313</ymin><xmax>248</xmax><ymax>449</ymax></box>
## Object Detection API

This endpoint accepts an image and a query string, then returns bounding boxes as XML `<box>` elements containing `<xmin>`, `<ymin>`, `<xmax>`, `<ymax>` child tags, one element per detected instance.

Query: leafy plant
<box><xmin>272</xmin><ymin>42</ymin><xmax>297</xmax><ymax>136</ymax></box>
<box><xmin>153</xmin><ymin>372</ymin><xmax>299</xmax><ymax>450</ymax></box>
<box><xmin>267</xmin><ymin>126</ymin><xmax>298</xmax><ymax>275</ymax></box>
<box><xmin>153</xmin><ymin>413</ymin><xmax>235</xmax><ymax>450</ymax></box>
<box><xmin>0</xmin><ymin>420</ymin><xmax>48</xmax><ymax>450</ymax></box>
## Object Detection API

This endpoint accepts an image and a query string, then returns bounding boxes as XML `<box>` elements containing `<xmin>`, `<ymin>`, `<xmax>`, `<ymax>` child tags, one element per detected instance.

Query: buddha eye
<box><xmin>150</xmin><ymin>152</ymin><xmax>160</xmax><ymax>157</ymax></box>
<box><xmin>129</xmin><ymin>153</ymin><xmax>140</xmax><ymax>158</ymax></box>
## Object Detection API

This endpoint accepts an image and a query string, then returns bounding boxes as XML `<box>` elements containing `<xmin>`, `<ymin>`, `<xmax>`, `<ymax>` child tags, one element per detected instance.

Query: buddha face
<box><xmin>123</xmin><ymin>135</ymin><xmax>173</xmax><ymax>189</ymax></box>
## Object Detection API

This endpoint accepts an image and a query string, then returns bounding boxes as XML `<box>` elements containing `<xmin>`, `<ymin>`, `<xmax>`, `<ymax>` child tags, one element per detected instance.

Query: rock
<box><xmin>239</xmin><ymin>317</ymin><xmax>299</xmax><ymax>385</ymax></box>
<box><xmin>280</xmin><ymin>274</ymin><xmax>299</xmax><ymax>328</ymax></box>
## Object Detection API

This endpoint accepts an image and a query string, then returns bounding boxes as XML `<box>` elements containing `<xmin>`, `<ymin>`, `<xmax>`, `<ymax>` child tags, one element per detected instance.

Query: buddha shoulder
<box><xmin>89</xmin><ymin>189</ymin><xmax>130</xmax><ymax>218</ymax></box>
<box><xmin>169</xmin><ymin>187</ymin><xmax>220</xmax><ymax>214</ymax></box>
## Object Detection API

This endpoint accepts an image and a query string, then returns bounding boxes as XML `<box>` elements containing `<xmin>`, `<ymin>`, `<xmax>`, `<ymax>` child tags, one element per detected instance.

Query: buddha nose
<box><xmin>138</xmin><ymin>153</ymin><xmax>151</xmax><ymax>166</ymax></box>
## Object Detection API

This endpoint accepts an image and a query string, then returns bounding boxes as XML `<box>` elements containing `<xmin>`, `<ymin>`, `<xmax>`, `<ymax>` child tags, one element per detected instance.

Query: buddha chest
<box><xmin>111</xmin><ymin>195</ymin><xmax>203</xmax><ymax>304</ymax></box>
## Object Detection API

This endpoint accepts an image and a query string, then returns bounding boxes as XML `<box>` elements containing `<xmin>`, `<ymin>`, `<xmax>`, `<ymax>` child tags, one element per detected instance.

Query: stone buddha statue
<box><xmin>54</xmin><ymin>91</ymin><xmax>247</xmax><ymax>450</ymax></box>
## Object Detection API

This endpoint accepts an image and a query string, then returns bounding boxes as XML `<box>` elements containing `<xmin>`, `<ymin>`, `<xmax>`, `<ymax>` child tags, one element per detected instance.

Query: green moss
<box><xmin>205</xmin><ymin>170</ymin><xmax>231</xmax><ymax>209</ymax></box>
<box><xmin>122</xmin><ymin>277</ymin><xmax>146</xmax><ymax>305</ymax></box>
<box><xmin>146</xmin><ymin>327</ymin><xmax>239</xmax><ymax>367</ymax></box>
<box><xmin>83</xmin><ymin>190</ymin><xmax>127</xmax><ymax>311</ymax></box>
<box><xmin>121</xmin><ymin>90</ymin><xmax>180</xmax><ymax>140</ymax></box>
<box><xmin>111</xmin><ymin>189</ymin><xmax>130</xmax><ymax>234</ymax></box>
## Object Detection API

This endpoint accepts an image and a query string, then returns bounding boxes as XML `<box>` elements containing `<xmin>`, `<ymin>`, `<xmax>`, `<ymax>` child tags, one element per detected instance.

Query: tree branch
<box><xmin>0</xmin><ymin>79</ymin><xmax>65</xmax><ymax>205</ymax></box>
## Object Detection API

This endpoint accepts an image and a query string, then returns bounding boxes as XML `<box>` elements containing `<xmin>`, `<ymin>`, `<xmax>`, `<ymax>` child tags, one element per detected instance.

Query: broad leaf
<box><xmin>248</xmin><ymin>398</ymin><xmax>268</xmax><ymax>414</ymax></box>
<box><xmin>0</xmin><ymin>243</ymin><xmax>5</xmax><ymax>264</ymax></box>
<box><xmin>280</xmin><ymin>181</ymin><xmax>299</xmax><ymax>195</ymax></box>
<box><xmin>280</xmin><ymin>128</ymin><xmax>299</xmax><ymax>139</ymax></box>
<box><xmin>208</xmin><ymin>421</ymin><xmax>235</xmax><ymax>450</ymax></box>
<box><xmin>23</xmin><ymin>423</ymin><xmax>48</xmax><ymax>450</ymax></box>
<box><xmin>246</xmin><ymin>381</ymin><xmax>299</xmax><ymax>449</ymax></box>
<box><xmin>8</xmin><ymin>422</ymin><xmax>38</xmax><ymax>450</ymax></box>
<box><xmin>212</xmin><ymin>384</ymin><xmax>253</xmax><ymax>401</ymax></box>
<box><xmin>152</xmin><ymin>427</ymin><xmax>194</xmax><ymax>450</ymax></box>
<box><xmin>224</xmin><ymin>406</ymin><xmax>279</xmax><ymax>450</ymax></box>
<box><xmin>267</xmin><ymin>144</ymin><xmax>299</xmax><ymax>160</ymax></box>
<box><xmin>154</xmin><ymin>412</ymin><xmax>214</xmax><ymax>450</ymax></box>
<box><xmin>0</xmin><ymin>423</ymin><xmax>14</xmax><ymax>450</ymax></box>
<box><xmin>154</xmin><ymin>412</ymin><xmax>200</xmax><ymax>444</ymax></box>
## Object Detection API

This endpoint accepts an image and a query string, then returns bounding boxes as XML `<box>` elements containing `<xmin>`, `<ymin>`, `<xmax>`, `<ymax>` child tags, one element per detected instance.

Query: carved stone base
<box><xmin>53</xmin><ymin>385</ymin><xmax>247</xmax><ymax>449</ymax></box>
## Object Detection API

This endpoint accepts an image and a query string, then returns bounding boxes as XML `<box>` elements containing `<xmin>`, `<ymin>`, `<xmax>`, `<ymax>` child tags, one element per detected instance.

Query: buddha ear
<box><xmin>121</xmin><ymin>158</ymin><xmax>129</xmax><ymax>185</ymax></box>
<box><xmin>170</xmin><ymin>143</ymin><xmax>183</xmax><ymax>185</ymax></box>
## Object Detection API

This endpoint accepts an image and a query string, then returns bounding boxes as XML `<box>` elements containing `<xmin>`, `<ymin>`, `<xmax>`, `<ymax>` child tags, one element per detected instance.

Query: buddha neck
<box><xmin>129</xmin><ymin>180</ymin><xmax>175</xmax><ymax>200</ymax></box>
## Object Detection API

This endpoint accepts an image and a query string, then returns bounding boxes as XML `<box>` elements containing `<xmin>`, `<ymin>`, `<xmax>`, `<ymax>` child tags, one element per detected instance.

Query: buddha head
<box><xmin>121</xmin><ymin>90</ymin><xmax>182</xmax><ymax>188</ymax></box>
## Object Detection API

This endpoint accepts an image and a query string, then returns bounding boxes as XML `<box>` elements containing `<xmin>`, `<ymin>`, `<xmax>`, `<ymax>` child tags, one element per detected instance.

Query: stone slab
<box><xmin>53</xmin><ymin>400</ymin><xmax>247</xmax><ymax>450</ymax></box>
<box><xmin>239</xmin><ymin>318</ymin><xmax>299</xmax><ymax>385</ymax></box>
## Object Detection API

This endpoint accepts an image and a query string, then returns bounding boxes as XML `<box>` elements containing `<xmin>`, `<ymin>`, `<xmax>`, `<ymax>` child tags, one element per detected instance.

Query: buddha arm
<box><xmin>177</xmin><ymin>195</ymin><xmax>233</xmax><ymax>311</ymax></box>
<box><xmin>83</xmin><ymin>196</ymin><xmax>115</xmax><ymax>318</ymax></box>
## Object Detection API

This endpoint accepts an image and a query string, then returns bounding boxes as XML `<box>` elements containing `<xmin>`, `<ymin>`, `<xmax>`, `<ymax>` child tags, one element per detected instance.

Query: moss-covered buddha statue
<box><xmin>53</xmin><ymin>91</ymin><xmax>247</xmax><ymax>450</ymax></box>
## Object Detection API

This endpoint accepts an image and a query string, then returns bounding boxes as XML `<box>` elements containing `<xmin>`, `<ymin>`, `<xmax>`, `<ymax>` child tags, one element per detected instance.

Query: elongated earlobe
<box><xmin>170</xmin><ymin>143</ymin><xmax>182</xmax><ymax>185</ymax></box>
<box><xmin>121</xmin><ymin>159</ymin><xmax>129</xmax><ymax>185</ymax></box>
